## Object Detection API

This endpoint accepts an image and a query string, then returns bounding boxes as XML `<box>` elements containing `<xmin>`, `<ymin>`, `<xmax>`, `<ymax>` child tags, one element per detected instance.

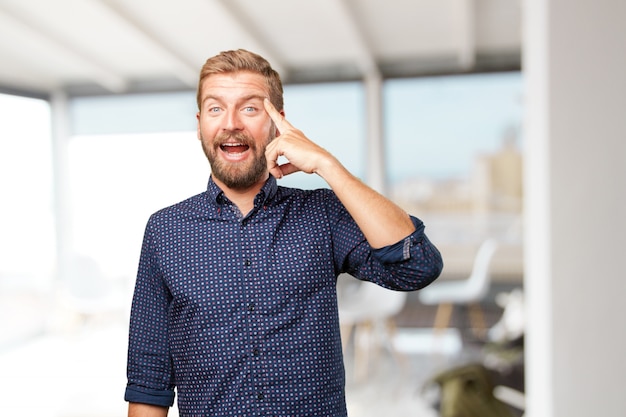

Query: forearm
<box><xmin>128</xmin><ymin>403</ymin><xmax>168</xmax><ymax>417</ymax></box>
<box><xmin>262</xmin><ymin>99</ymin><xmax>416</xmax><ymax>246</ymax></box>
<box><xmin>317</xmin><ymin>157</ymin><xmax>415</xmax><ymax>248</ymax></box>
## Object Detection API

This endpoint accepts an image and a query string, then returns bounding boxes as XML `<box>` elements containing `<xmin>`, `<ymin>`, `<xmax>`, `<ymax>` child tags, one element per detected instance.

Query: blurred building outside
<box><xmin>392</xmin><ymin>126</ymin><xmax>524</xmax><ymax>284</ymax></box>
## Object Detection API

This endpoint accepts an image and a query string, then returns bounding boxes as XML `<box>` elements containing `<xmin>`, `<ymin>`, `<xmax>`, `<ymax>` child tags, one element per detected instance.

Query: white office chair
<box><xmin>418</xmin><ymin>238</ymin><xmax>499</xmax><ymax>338</ymax></box>
<box><xmin>338</xmin><ymin>278</ymin><xmax>407</xmax><ymax>380</ymax></box>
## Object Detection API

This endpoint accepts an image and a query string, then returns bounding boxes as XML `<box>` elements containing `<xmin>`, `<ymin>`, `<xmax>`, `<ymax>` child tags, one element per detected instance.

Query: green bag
<box><xmin>429</xmin><ymin>364</ymin><xmax>515</xmax><ymax>417</ymax></box>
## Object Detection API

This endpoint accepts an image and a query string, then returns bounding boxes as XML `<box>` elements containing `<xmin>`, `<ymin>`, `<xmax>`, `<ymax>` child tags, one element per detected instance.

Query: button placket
<box><xmin>241</xmin><ymin>219</ymin><xmax>267</xmax><ymax>409</ymax></box>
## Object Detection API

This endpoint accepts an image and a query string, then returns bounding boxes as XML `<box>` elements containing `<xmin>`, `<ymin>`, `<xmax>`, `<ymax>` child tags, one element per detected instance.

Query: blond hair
<box><xmin>196</xmin><ymin>49</ymin><xmax>283</xmax><ymax>111</ymax></box>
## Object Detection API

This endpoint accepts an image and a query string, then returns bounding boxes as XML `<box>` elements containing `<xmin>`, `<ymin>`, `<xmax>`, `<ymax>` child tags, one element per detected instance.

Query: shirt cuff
<box><xmin>125</xmin><ymin>385</ymin><xmax>175</xmax><ymax>407</ymax></box>
<box><xmin>372</xmin><ymin>216</ymin><xmax>425</xmax><ymax>264</ymax></box>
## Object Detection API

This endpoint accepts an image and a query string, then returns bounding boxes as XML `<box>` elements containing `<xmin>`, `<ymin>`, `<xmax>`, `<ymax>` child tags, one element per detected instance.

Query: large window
<box><xmin>385</xmin><ymin>72</ymin><xmax>524</xmax><ymax>278</ymax></box>
<box><xmin>0</xmin><ymin>74</ymin><xmax>523</xmax><ymax>297</ymax></box>
<box><xmin>67</xmin><ymin>131</ymin><xmax>209</xmax><ymax>280</ymax></box>
<box><xmin>385</xmin><ymin>72</ymin><xmax>523</xmax><ymax>182</ymax></box>
<box><xmin>0</xmin><ymin>94</ymin><xmax>54</xmax><ymax>287</ymax></box>
<box><xmin>0</xmin><ymin>93</ymin><xmax>54</xmax><ymax>350</ymax></box>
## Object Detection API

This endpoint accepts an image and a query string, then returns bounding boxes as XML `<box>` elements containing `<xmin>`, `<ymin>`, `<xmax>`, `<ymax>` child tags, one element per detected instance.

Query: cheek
<box><xmin>198</xmin><ymin>120</ymin><xmax>219</xmax><ymax>139</ymax></box>
<box><xmin>251</xmin><ymin>120</ymin><xmax>275</xmax><ymax>140</ymax></box>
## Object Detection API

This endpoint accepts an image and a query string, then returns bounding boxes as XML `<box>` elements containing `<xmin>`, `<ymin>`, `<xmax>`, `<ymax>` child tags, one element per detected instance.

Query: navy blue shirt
<box><xmin>125</xmin><ymin>176</ymin><xmax>442</xmax><ymax>416</ymax></box>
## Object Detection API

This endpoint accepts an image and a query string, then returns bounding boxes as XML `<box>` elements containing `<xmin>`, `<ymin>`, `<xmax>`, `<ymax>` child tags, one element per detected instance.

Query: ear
<box><xmin>196</xmin><ymin>112</ymin><xmax>201</xmax><ymax>140</ymax></box>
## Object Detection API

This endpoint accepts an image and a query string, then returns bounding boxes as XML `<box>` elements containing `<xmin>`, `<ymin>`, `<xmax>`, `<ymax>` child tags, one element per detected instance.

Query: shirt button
<box><xmin>257</xmin><ymin>392</ymin><xmax>264</xmax><ymax>400</ymax></box>
<box><xmin>253</xmin><ymin>348</ymin><xmax>260</xmax><ymax>356</ymax></box>
<box><xmin>244</xmin><ymin>259</ymin><xmax>251</xmax><ymax>266</ymax></box>
<box><xmin>248</xmin><ymin>303</ymin><xmax>255</xmax><ymax>311</ymax></box>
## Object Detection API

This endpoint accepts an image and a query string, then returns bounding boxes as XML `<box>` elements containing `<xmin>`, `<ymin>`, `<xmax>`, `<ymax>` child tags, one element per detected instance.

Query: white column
<box><xmin>50</xmin><ymin>90</ymin><xmax>73</xmax><ymax>282</ymax></box>
<box><xmin>364</xmin><ymin>72</ymin><xmax>386</xmax><ymax>195</ymax></box>
<box><xmin>524</xmin><ymin>1</ymin><xmax>626</xmax><ymax>416</ymax></box>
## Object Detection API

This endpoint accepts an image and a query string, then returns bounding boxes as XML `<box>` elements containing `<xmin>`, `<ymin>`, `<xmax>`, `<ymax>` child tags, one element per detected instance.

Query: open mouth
<box><xmin>220</xmin><ymin>143</ymin><xmax>250</xmax><ymax>154</ymax></box>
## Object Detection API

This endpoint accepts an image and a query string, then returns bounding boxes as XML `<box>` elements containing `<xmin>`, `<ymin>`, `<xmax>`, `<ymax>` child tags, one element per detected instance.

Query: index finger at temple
<box><xmin>263</xmin><ymin>99</ymin><xmax>289</xmax><ymax>129</ymax></box>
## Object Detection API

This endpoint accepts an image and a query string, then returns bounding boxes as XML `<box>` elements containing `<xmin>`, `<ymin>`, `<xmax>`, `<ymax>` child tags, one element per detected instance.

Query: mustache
<box><xmin>214</xmin><ymin>131</ymin><xmax>255</xmax><ymax>147</ymax></box>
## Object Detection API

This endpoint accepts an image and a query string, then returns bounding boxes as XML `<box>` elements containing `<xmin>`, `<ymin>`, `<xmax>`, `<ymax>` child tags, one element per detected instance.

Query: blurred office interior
<box><xmin>0</xmin><ymin>1</ymin><xmax>624</xmax><ymax>416</ymax></box>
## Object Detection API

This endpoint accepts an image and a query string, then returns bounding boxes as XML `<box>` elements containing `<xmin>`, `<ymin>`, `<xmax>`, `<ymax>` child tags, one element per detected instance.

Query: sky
<box><xmin>279</xmin><ymin>71</ymin><xmax>523</xmax><ymax>187</ymax></box>
<box><xmin>385</xmin><ymin>72</ymin><xmax>523</xmax><ymax>181</ymax></box>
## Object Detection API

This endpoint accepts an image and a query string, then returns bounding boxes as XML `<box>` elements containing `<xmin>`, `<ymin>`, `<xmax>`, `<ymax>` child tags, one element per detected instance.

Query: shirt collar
<box><xmin>206</xmin><ymin>175</ymin><xmax>278</xmax><ymax>208</ymax></box>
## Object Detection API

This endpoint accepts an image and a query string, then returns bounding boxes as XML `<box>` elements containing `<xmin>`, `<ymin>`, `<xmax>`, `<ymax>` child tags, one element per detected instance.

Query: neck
<box><xmin>213</xmin><ymin>174</ymin><xmax>269</xmax><ymax>216</ymax></box>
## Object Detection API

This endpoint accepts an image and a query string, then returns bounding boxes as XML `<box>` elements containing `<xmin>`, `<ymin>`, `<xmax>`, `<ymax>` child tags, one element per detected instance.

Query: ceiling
<box><xmin>0</xmin><ymin>0</ymin><xmax>522</xmax><ymax>98</ymax></box>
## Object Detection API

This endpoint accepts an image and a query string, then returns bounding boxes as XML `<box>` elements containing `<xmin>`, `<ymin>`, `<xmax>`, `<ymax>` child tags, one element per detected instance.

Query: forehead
<box><xmin>200</xmin><ymin>71</ymin><xmax>269</xmax><ymax>102</ymax></box>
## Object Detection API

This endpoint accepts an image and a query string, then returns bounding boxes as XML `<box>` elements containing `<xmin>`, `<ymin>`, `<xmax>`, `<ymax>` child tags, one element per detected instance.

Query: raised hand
<box><xmin>263</xmin><ymin>98</ymin><xmax>337</xmax><ymax>180</ymax></box>
<box><xmin>263</xmin><ymin>99</ymin><xmax>414</xmax><ymax>247</ymax></box>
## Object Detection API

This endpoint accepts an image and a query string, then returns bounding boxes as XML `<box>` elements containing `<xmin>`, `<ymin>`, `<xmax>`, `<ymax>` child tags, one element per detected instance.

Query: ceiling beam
<box><xmin>458</xmin><ymin>0</ymin><xmax>477</xmax><ymax>69</ymax></box>
<box><xmin>96</xmin><ymin>0</ymin><xmax>199</xmax><ymax>88</ymax></box>
<box><xmin>210</xmin><ymin>0</ymin><xmax>286</xmax><ymax>77</ymax></box>
<box><xmin>334</xmin><ymin>0</ymin><xmax>380</xmax><ymax>78</ymax></box>
<box><xmin>0</xmin><ymin>2</ymin><xmax>127</xmax><ymax>93</ymax></box>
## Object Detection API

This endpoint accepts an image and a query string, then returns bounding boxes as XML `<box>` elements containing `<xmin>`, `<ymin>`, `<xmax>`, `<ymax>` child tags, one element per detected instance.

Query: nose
<box><xmin>223</xmin><ymin>109</ymin><xmax>244</xmax><ymax>132</ymax></box>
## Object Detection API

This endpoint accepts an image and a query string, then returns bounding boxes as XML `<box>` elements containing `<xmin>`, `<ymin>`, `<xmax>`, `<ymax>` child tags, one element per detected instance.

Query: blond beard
<box><xmin>201</xmin><ymin>130</ymin><xmax>274</xmax><ymax>190</ymax></box>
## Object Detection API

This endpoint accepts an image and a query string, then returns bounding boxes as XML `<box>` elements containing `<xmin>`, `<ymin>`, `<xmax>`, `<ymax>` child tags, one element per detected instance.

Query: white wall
<box><xmin>524</xmin><ymin>1</ymin><xmax>626</xmax><ymax>416</ymax></box>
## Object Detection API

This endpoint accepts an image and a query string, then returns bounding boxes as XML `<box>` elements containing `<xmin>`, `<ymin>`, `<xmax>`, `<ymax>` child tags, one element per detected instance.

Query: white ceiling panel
<box><xmin>0</xmin><ymin>0</ymin><xmax>521</xmax><ymax>97</ymax></box>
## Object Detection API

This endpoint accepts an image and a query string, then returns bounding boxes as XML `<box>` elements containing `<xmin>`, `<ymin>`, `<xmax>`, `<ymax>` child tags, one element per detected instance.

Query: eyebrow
<box><xmin>202</xmin><ymin>94</ymin><xmax>267</xmax><ymax>106</ymax></box>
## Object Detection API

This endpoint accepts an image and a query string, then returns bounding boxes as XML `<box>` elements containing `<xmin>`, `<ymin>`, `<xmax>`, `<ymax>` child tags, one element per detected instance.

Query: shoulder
<box><xmin>147</xmin><ymin>191</ymin><xmax>210</xmax><ymax>226</ymax></box>
<box><xmin>273</xmin><ymin>186</ymin><xmax>349</xmax><ymax>223</ymax></box>
<box><xmin>275</xmin><ymin>185</ymin><xmax>339</xmax><ymax>206</ymax></box>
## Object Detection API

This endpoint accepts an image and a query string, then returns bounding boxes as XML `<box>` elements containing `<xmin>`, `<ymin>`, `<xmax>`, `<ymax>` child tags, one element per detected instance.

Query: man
<box><xmin>125</xmin><ymin>49</ymin><xmax>443</xmax><ymax>416</ymax></box>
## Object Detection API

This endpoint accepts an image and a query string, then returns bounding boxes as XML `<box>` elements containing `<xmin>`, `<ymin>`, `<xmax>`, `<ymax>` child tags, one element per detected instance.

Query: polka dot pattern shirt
<box><xmin>125</xmin><ymin>176</ymin><xmax>443</xmax><ymax>416</ymax></box>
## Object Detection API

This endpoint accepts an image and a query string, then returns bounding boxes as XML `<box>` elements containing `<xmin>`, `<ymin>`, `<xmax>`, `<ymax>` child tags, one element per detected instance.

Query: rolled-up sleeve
<box><xmin>337</xmin><ymin>210</ymin><xmax>443</xmax><ymax>291</ymax></box>
<box><xmin>372</xmin><ymin>216</ymin><xmax>443</xmax><ymax>286</ymax></box>
<box><xmin>372</xmin><ymin>216</ymin><xmax>427</xmax><ymax>263</ymax></box>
